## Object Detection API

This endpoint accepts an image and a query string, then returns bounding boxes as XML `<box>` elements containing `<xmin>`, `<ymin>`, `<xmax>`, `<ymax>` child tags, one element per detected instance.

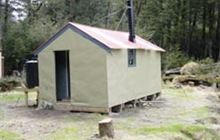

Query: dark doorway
<box><xmin>55</xmin><ymin>51</ymin><xmax>70</xmax><ymax>101</ymax></box>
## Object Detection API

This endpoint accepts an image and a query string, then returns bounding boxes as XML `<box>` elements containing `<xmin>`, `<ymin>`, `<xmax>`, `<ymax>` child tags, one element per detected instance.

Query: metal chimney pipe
<box><xmin>127</xmin><ymin>0</ymin><xmax>135</xmax><ymax>42</ymax></box>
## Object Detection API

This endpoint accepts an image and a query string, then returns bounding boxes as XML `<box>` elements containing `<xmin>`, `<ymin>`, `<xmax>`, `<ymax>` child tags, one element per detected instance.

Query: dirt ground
<box><xmin>1</xmin><ymin>85</ymin><xmax>220</xmax><ymax>140</ymax></box>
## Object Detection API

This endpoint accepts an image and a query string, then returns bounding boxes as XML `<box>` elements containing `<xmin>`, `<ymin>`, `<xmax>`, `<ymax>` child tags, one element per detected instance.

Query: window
<box><xmin>128</xmin><ymin>49</ymin><xmax>136</xmax><ymax>67</ymax></box>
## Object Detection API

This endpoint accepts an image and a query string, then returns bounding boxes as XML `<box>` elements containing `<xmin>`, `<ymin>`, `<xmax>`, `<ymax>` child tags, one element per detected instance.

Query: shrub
<box><xmin>0</xmin><ymin>76</ymin><xmax>22</xmax><ymax>92</ymax></box>
<box><xmin>162</xmin><ymin>48</ymin><xmax>191</xmax><ymax>70</ymax></box>
<box><xmin>198</xmin><ymin>57</ymin><xmax>214</xmax><ymax>65</ymax></box>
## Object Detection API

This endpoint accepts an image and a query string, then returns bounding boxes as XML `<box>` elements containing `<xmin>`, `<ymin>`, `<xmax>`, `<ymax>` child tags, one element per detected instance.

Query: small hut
<box><xmin>32</xmin><ymin>22</ymin><xmax>164</xmax><ymax>113</ymax></box>
<box><xmin>32</xmin><ymin>0</ymin><xmax>165</xmax><ymax>113</ymax></box>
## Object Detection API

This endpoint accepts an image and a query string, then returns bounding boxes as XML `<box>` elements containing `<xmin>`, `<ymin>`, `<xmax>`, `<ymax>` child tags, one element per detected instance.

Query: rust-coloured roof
<box><xmin>70</xmin><ymin>22</ymin><xmax>165</xmax><ymax>52</ymax></box>
<box><xmin>33</xmin><ymin>22</ymin><xmax>165</xmax><ymax>55</ymax></box>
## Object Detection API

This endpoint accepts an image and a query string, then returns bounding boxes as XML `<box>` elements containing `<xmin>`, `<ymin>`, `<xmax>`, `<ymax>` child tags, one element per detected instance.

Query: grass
<box><xmin>137</xmin><ymin>124</ymin><xmax>204</xmax><ymax>134</ymax></box>
<box><xmin>49</xmin><ymin>113</ymin><xmax>104</xmax><ymax>140</ymax></box>
<box><xmin>0</xmin><ymin>93</ymin><xmax>24</xmax><ymax>103</ymax></box>
<box><xmin>136</xmin><ymin>123</ymin><xmax>220</xmax><ymax>139</ymax></box>
<box><xmin>0</xmin><ymin>107</ymin><xmax>4</xmax><ymax>120</ymax></box>
<box><xmin>0</xmin><ymin>91</ymin><xmax>37</xmax><ymax>103</ymax></box>
<box><xmin>183</xmin><ymin>106</ymin><xmax>209</xmax><ymax>118</ymax></box>
<box><xmin>0</xmin><ymin>129</ymin><xmax>22</xmax><ymax>140</ymax></box>
<box><xmin>162</xmin><ymin>86</ymin><xmax>195</xmax><ymax>100</ymax></box>
<box><xmin>49</xmin><ymin>127</ymin><xmax>80</xmax><ymax>140</ymax></box>
<box><xmin>48</xmin><ymin>123</ymin><xmax>97</xmax><ymax>140</ymax></box>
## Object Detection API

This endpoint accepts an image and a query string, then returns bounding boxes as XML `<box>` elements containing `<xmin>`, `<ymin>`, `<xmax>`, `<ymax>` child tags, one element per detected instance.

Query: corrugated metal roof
<box><xmin>33</xmin><ymin>22</ymin><xmax>165</xmax><ymax>55</ymax></box>
<box><xmin>70</xmin><ymin>22</ymin><xmax>165</xmax><ymax>52</ymax></box>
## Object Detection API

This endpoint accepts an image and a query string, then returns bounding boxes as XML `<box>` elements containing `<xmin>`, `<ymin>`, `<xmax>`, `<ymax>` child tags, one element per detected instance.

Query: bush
<box><xmin>195</xmin><ymin>58</ymin><xmax>220</xmax><ymax>76</ymax></box>
<box><xmin>0</xmin><ymin>76</ymin><xmax>22</xmax><ymax>92</ymax></box>
<box><xmin>198</xmin><ymin>57</ymin><xmax>214</xmax><ymax>65</ymax></box>
<box><xmin>162</xmin><ymin>48</ymin><xmax>191</xmax><ymax>70</ymax></box>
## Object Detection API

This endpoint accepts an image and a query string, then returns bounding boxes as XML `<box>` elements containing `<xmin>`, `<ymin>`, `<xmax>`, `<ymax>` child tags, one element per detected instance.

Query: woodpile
<box><xmin>163</xmin><ymin>62</ymin><xmax>220</xmax><ymax>88</ymax></box>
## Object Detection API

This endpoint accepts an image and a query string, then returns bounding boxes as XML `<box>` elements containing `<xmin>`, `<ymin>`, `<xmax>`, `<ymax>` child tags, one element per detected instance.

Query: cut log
<box><xmin>165</xmin><ymin>67</ymin><xmax>181</xmax><ymax>76</ymax></box>
<box><xmin>188</xmin><ymin>81</ymin><xmax>195</xmax><ymax>86</ymax></box>
<box><xmin>98</xmin><ymin>118</ymin><xmax>114</xmax><ymax>138</ymax></box>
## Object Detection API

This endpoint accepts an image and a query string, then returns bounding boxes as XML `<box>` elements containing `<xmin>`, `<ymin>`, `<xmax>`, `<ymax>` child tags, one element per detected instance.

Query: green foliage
<box><xmin>4</xmin><ymin>19</ymin><xmax>57</xmax><ymax>73</ymax></box>
<box><xmin>198</xmin><ymin>58</ymin><xmax>215</xmax><ymax>65</ymax></box>
<box><xmin>138</xmin><ymin>0</ymin><xmax>220</xmax><ymax>61</ymax></box>
<box><xmin>1</xmin><ymin>0</ymin><xmax>220</xmax><ymax>73</ymax></box>
<box><xmin>162</xmin><ymin>48</ymin><xmax>191</xmax><ymax>70</ymax></box>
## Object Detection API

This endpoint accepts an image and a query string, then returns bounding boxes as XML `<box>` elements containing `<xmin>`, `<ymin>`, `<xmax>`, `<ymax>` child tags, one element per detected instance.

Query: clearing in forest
<box><xmin>0</xmin><ymin>85</ymin><xmax>220</xmax><ymax>140</ymax></box>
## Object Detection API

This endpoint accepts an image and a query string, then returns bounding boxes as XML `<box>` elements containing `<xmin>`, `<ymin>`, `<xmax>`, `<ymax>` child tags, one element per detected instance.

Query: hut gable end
<box><xmin>33</xmin><ymin>24</ymin><xmax>111</xmax><ymax>55</ymax></box>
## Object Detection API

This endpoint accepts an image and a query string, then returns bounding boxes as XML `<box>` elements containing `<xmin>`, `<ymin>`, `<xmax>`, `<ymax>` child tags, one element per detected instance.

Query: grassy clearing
<box><xmin>0</xmin><ymin>129</ymin><xmax>22</xmax><ymax>140</ymax></box>
<box><xmin>0</xmin><ymin>85</ymin><xmax>218</xmax><ymax>140</ymax></box>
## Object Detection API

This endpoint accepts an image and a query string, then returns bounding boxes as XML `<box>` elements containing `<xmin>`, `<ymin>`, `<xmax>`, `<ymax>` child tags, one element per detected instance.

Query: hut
<box><xmin>32</xmin><ymin>0</ymin><xmax>164</xmax><ymax>113</ymax></box>
<box><xmin>32</xmin><ymin>22</ymin><xmax>164</xmax><ymax>113</ymax></box>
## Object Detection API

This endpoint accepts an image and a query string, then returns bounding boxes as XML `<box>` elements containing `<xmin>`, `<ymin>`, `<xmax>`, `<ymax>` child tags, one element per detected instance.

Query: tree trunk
<box><xmin>0</xmin><ymin>0</ymin><xmax>2</xmax><ymax>52</ymax></box>
<box><xmin>188</xmin><ymin>10</ymin><xmax>198</xmax><ymax>56</ymax></box>
<box><xmin>186</xmin><ymin>0</ymin><xmax>192</xmax><ymax>55</ymax></box>
<box><xmin>181</xmin><ymin>0</ymin><xmax>187</xmax><ymax>54</ymax></box>
<box><xmin>202</xmin><ymin>0</ymin><xmax>207</xmax><ymax>57</ymax></box>
<box><xmin>105</xmin><ymin>0</ymin><xmax>112</xmax><ymax>28</ymax></box>
<box><xmin>2</xmin><ymin>0</ymin><xmax>9</xmax><ymax>54</ymax></box>
<box><xmin>217</xmin><ymin>2</ymin><xmax>220</xmax><ymax>61</ymax></box>
<box><xmin>136</xmin><ymin>0</ymin><xmax>143</xmax><ymax>17</ymax></box>
<box><xmin>207</xmin><ymin>3</ymin><xmax>215</xmax><ymax>58</ymax></box>
<box><xmin>3</xmin><ymin>0</ymin><xmax>9</xmax><ymax>35</ymax></box>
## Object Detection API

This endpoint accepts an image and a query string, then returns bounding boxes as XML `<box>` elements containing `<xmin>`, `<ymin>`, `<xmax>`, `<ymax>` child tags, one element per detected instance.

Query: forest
<box><xmin>1</xmin><ymin>1</ymin><xmax>220</xmax><ymax>140</ymax></box>
<box><xmin>0</xmin><ymin>0</ymin><xmax>220</xmax><ymax>74</ymax></box>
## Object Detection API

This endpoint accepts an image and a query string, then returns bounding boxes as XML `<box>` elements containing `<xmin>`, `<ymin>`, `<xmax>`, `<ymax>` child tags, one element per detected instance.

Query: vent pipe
<box><xmin>127</xmin><ymin>0</ymin><xmax>135</xmax><ymax>42</ymax></box>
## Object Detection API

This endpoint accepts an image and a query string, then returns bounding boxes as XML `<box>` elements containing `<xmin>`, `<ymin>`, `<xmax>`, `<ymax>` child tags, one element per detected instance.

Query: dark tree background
<box><xmin>0</xmin><ymin>0</ymin><xmax>220</xmax><ymax>74</ymax></box>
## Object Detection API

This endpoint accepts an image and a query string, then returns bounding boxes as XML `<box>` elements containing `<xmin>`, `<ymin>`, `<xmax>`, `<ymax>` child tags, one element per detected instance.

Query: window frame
<box><xmin>127</xmin><ymin>49</ymin><xmax>136</xmax><ymax>67</ymax></box>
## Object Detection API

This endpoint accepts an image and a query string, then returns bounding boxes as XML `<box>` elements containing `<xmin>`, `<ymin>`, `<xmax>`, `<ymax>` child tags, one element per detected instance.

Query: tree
<box><xmin>2</xmin><ymin>0</ymin><xmax>220</xmax><ymax>74</ymax></box>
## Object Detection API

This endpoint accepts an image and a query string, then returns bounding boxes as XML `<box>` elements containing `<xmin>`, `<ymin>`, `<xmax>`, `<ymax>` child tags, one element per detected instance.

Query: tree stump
<box><xmin>98</xmin><ymin>118</ymin><xmax>114</xmax><ymax>138</ymax></box>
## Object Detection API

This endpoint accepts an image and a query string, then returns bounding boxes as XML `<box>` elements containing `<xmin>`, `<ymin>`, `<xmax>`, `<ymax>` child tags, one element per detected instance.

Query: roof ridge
<box><xmin>69</xmin><ymin>22</ymin><xmax>130</xmax><ymax>34</ymax></box>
